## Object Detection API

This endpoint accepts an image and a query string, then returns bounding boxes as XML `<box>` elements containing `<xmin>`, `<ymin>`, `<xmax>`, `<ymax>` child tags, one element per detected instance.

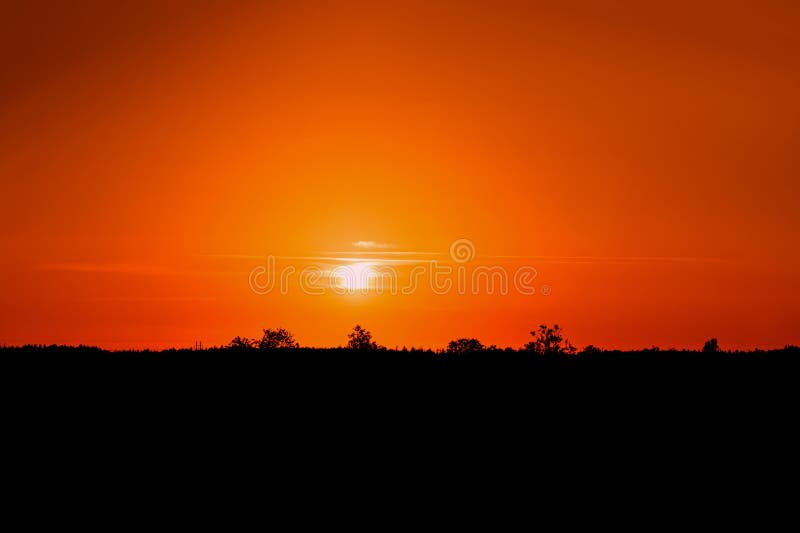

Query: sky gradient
<box><xmin>1</xmin><ymin>1</ymin><xmax>798</xmax><ymax>349</ymax></box>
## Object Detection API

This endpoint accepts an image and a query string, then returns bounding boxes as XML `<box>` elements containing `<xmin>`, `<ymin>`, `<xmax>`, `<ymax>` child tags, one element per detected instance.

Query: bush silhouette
<box><xmin>525</xmin><ymin>324</ymin><xmax>576</xmax><ymax>355</ymax></box>
<box><xmin>702</xmin><ymin>338</ymin><xmax>721</xmax><ymax>353</ymax></box>
<box><xmin>446</xmin><ymin>338</ymin><xmax>485</xmax><ymax>354</ymax></box>
<box><xmin>581</xmin><ymin>344</ymin><xmax>602</xmax><ymax>356</ymax></box>
<box><xmin>229</xmin><ymin>336</ymin><xmax>256</xmax><ymax>349</ymax></box>
<box><xmin>347</xmin><ymin>325</ymin><xmax>381</xmax><ymax>351</ymax></box>
<box><xmin>259</xmin><ymin>328</ymin><xmax>299</xmax><ymax>350</ymax></box>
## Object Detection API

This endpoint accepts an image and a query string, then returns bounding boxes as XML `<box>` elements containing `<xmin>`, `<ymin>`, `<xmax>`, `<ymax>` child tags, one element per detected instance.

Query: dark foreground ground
<box><xmin>5</xmin><ymin>344</ymin><xmax>799</xmax><ymax>419</ymax></box>
<box><xmin>4</xmin><ymin>345</ymin><xmax>799</xmax><ymax>516</ymax></box>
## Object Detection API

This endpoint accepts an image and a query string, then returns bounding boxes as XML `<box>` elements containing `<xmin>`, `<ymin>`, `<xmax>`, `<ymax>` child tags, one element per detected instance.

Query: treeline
<box><xmin>4</xmin><ymin>340</ymin><xmax>799</xmax><ymax>408</ymax></box>
<box><xmin>4</xmin><ymin>332</ymin><xmax>799</xmax><ymax>425</ymax></box>
<box><xmin>4</xmin><ymin>322</ymin><xmax>799</xmax><ymax>355</ymax></box>
<box><xmin>221</xmin><ymin>323</ymin><xmax>797</xmax><ymax>355</ymax></box>
<box><xmin>5</xmin><ymin>325</ymin><xmax>796</xmax><ymax>476</ymax></box>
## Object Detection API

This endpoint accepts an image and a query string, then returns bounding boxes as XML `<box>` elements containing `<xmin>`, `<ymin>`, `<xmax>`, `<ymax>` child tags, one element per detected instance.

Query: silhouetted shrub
<box><xmin>259</xmin><ymin>328</ymin><xmax>299</xmax><ymax>350</ymax></box>
<box><xmin>703</xmin><ymin>338</ymin><xmax>721</xmax><ymax>353</ymax></box>
<box><xmin>525</xmin><ymin>324</ymin><xmax>576</xmax><ymax>355</ymax></box>
<box><xmin>581</xmin><ymin>345</ymin><xmax>602</xmax><ymax>356</ymax></box>
<box><xmin>446</xmin><ymin>338</ymin><xmax>484</xmax><ymax>354</ymax></box>
<box><xmin>347</xmin><ymin>325</ymin><xmax>382</xmax><ymax>351</ymax></box>
<box><xmin>229</xmin><ymin>336</ymin><xmax>256</xmax><ymax>349</ymax></box>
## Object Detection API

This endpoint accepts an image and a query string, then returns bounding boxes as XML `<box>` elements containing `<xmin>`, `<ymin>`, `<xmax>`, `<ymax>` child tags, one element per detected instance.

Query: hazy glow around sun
<box><xmin>333</xmin><ymin>262</ymin><xmax>377</xmax><ymax>291</ymax></box>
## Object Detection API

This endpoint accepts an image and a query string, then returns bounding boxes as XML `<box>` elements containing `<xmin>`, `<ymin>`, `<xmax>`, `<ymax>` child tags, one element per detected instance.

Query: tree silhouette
<box><xmin>703</xmin><ymin>338</ymin><xmax>720</xmax><ymax>353</ymax></box>
<box><xmin>525</xmin><ymin>324</ymin><xmax>576</xmax><ymax>355</ymax></box>
<box><xmin>259</xmin><ymin>328</ymin><xmax>299</xmax><ymax>350</ymax></box>
<box><xmin>581</xmin><ymin>344</ymin><xmax>602</xmax><ymax>356</ymax></box>
<box><xmin>446</xmin><ymin>338</ymin><xmax>484</xmax><ymax>354</ymax></box>
<box><xmin>347</xmin><ymin>325</ymin><xmax>380</xmax><ymax>351</ymax></box>
<box><xmin>229</xmin><ymin>336</ymin><xmax>255</xmax><ymax>349</ymax></box>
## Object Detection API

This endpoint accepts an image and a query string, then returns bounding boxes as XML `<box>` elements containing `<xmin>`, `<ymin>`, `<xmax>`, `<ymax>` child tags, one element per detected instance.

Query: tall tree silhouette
<box><xmin>259</xmin><ymin>328</ymin><xmax>299</xmax><ymax>350</ymax></box>
<box><xmin>525</xmin><ymin>324</ymin><xmax>576</xmax><ymax>355</ymax></box>
<box><xmin>347</xmin><ymin>325</ymin><xmax>380</xmax><ymax>351</ymax></box>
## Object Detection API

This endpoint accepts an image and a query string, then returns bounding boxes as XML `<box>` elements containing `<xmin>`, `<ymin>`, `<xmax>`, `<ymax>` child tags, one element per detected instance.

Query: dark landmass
<box><xmin>5</xmin><ymin>344</ymin><xmax>798</xmax><ymax>411</ymax></box>
<box><xmin>5</xmin><ymin>344</ymin><xmax>798</xmax><ymax>506</ymax></box>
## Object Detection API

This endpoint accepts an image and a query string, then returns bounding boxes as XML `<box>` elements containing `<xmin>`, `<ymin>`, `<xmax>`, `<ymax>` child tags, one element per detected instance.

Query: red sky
<box><xmin>1</xmin><ymin>1</ymin><xmax>798</xmax><ymax>350</ymax></box>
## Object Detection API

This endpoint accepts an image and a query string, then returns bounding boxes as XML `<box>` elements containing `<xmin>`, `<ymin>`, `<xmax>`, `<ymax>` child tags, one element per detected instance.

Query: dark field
<box><xmin>6</xmin><ymin>344</ymin><xmax>798</xmax><ymax>415</ymax></box>
<box><xmin>5</xmin><ymin>344</ymin><xmax>798</xmax><ymax>509</ymax></box>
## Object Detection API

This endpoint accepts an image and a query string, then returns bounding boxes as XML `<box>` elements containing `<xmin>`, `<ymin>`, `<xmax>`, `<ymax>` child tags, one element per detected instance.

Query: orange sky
<box><xmin>1</xmin><ymin>1</ymin><xmax>798</xmax><ymax>350</ymax></box>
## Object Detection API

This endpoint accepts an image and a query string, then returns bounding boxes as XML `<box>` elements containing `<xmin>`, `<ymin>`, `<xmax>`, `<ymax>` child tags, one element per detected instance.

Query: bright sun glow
<box><xmin>333</xmin><ymin>262</ymin><xmax>376</xmax><ymax>292</ymax></box>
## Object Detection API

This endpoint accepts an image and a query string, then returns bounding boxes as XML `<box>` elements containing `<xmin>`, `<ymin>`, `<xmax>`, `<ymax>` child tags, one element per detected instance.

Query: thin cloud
<box><xmin>277</xmin><ymin>255</ymin><xmax>426</xmax><ymax>265</ymax></box>
<box><xmin>79</xmin><ymin>296</ymin><xmax>217</xmax><ymax>302</ymax></box>
<box><xmin>36</xmin><ymin>262</ymin><xmax>243</xmax><ymax>277</ymax></box>
<box><xmin>484</xmin><ymin>255</ymin><xmax>730</xmax><ymax>264</ymax></box>
<box><xmin>326</xmin><ymin>250</ymin><xmax>440</xmax><ymax>256</ymax></box>
<box><xmin>352</xmin><ymin>241</ymin><xmax>398</xmax><ymax>250</ymax></box>
<box><xmin>36</xmin><ymin>262</ymin><xmax>165</xmax><ymax>274</ymax></box>
<box><xmin>192</xmin><ymin>253</ymin><xmax>266</xmax><ymax>259</ymax></box>
<box><xmin>190</xmin><ymin>252</ymin><xmax>432</xmax><ymax>266</ymax></box>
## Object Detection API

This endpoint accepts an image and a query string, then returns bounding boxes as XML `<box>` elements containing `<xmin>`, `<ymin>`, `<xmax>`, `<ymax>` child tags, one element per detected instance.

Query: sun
<box><xmin>333</xmin><ymin>262</ymin><xmax>376</xmax><ymax>292</ymax></box>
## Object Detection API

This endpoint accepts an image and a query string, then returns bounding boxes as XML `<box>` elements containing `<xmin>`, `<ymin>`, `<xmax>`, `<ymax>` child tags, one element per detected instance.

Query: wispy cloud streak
<box><xmin>37</xmin><ymin>262</ymin><xmax>165</xmax><ymax>274</ymax></box>
<box><xmin>352</xmin><ymin>241</ymin><xmax>398</xmax><ymax>250</ymax></box>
